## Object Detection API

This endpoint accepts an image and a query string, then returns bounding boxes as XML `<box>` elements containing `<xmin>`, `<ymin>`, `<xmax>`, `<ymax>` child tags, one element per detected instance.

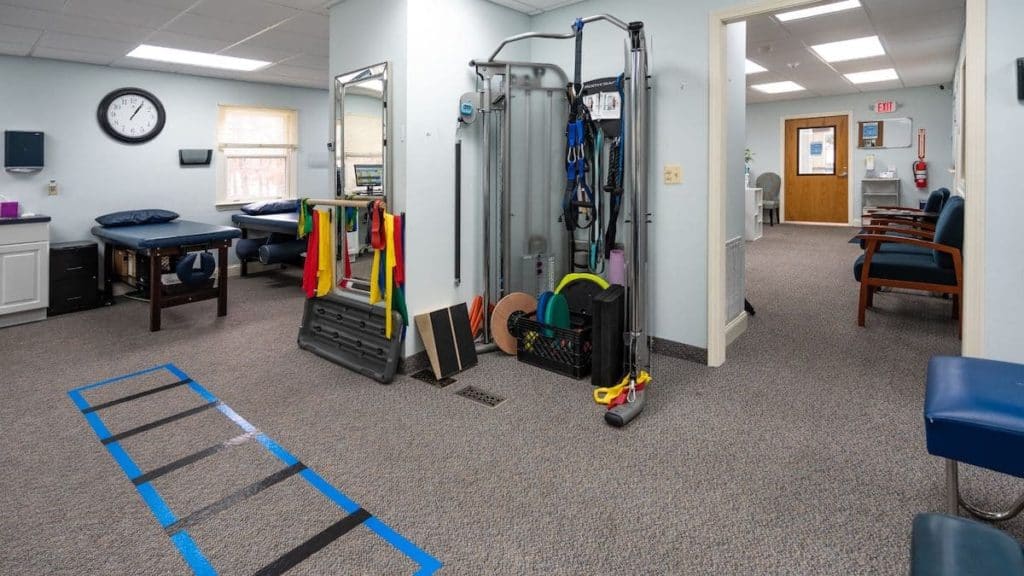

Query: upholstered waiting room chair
<box><xmin>755</xmin><ymin>172</ymin><xmax>781</xmax><ymax>226</ymax></box>
<box><xmin>865</xmin><ymin>188</ymin><xmax>950</xmax><ymax>225</ymax></box>
<box><xmin>853</xmin><ymin>195</ymin><xmax>964</xmax><ymax>327</ymax></box>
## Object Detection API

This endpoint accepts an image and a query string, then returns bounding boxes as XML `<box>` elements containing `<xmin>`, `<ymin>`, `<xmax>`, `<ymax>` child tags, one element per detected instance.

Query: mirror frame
<box><xmin>333</xmin><ymin>62</ymin><xmax>391</xmax><ymax>205</ymax></box>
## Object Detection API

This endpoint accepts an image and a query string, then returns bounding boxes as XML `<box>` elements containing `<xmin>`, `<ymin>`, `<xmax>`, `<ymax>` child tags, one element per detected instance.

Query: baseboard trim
<box><xmin>651</xmin><ymin>336</ymin><xmax>708</xmax><ymax>365</ymax></box>
<box><xmin>725</xmin><ymin>312</ymin><xmax>748</xmax><ymax>346</ymax></box>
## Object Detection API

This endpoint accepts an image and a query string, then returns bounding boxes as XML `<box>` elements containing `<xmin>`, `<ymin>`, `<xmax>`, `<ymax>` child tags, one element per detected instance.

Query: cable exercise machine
<box><xmin>462</xmin><ymin>14</ymin><xmax>652</xmax><ymax>426</ymax></box>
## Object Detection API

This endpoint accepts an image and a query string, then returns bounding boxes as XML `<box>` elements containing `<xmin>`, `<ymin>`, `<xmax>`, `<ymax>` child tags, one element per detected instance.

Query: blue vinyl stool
<box><xmin>924</xmin><ymin>355</ymin><xmax>1024</xmax><ymax>521</ymax></box>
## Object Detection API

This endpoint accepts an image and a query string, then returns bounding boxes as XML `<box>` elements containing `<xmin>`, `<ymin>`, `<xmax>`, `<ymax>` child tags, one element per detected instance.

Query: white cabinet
<box><xmin>0</xmin><ymin>220</ymin><xmax>49</xmax><ymax>328</ymax></box>
<box><xmin>745</xmin><ymin>187</ymin><xmax>763</xmax><ymax>241</ymax></box>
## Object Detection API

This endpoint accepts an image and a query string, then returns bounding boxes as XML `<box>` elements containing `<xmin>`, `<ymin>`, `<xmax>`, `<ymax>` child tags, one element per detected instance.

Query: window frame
<box><xmin>215</xmin><ymin>105</ymin><xmax>299</xmax><ymax>208</ymax></box>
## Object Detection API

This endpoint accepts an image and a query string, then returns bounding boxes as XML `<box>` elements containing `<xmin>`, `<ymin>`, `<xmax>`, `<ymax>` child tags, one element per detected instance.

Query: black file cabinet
<box><xmin>48</xmin><ymin>241</ymin><xmax>101</xmax><ymax>316</ymax></box>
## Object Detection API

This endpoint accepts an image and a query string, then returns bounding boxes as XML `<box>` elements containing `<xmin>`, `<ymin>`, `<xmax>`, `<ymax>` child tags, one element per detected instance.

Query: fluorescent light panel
<box><xmin>126</xmin><ymin>44</ymin><xmax>270</xmax><ymax>71</ymax></box>
<box><xmin>810</xmin><ymin>35</ymin><xmax>885</xmax><ymax>62</ymax></box>
<box><xmin>752</xmin><ymin>81</ymin><xmax>805</xmax><ymax>94</ymax></box>
<box><xmin>844</xmin><ymin>67</ymin><xmax>899</xmax><ymax>84</ymax></box>
<box><xmin>776</xmin><ymin>0</ymin><xmax>861</xmax><ymax>22</ymax></box>
<box><xmin>745</xmin><ymin>59</ymin><xmax>767</xmax><ymax>74</ymax></box>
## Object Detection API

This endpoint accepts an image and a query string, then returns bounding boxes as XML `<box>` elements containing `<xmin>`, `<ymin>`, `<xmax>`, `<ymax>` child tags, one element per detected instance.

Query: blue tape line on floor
<box><xmin>69</xmin><ymin>364</ymin><xmax>442</xmax><ymax>575</ymax></box>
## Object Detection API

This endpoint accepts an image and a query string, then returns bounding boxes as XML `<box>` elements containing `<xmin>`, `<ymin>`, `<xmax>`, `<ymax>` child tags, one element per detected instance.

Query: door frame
<box><xmin>778</xmin><ymin>111</ymin><xmax>855</xmax><ymax>226</ymax></box>
<box><xmin>707</xmin><ymin>0</ymin><xmax>986</xmax><ymax>366</ymax></box>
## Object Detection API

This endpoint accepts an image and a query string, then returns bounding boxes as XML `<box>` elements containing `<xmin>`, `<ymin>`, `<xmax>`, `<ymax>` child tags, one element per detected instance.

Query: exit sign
<box><xmin>876</xmin><ymin>100</ymin><xmax>896</xmax><ymax>113</ymax></box>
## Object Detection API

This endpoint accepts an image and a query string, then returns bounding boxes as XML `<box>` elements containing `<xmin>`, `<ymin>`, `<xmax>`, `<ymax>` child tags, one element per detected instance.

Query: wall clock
<box><xmin>97</xmin><ymin>87</ymin><xmax>166</xmax><ymax>144</ymax></box>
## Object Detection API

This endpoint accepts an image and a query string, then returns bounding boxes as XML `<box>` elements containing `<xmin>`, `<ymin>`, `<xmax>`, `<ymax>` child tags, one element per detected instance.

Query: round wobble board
<box><xmin>491</xmin><ymin>292</ymin><xmax>538</xmax><ymax>355</ymax></box>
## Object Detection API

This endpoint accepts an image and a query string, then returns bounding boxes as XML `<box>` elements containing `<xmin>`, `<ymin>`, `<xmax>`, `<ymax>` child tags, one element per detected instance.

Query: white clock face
<box><xmin>106</xmin><ymin>94</ymin><xmax>160</xmax><ymax>139</ymax></box>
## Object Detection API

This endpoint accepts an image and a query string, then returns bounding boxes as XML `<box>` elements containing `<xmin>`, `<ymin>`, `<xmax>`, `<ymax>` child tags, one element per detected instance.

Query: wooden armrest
<box><xmin>859</xmin><ymin>226</ymin><xmax>935</xmax><ymax>240</ymax></box>
<box><xmin>866</xmin><ymin>205</ymin><xmax>922</xmax><ymax>213</ymax></box>
<box><xmin>864</xmin><ymin>216</ymin><xmax>936</xmax><ymax>230</ymax></box>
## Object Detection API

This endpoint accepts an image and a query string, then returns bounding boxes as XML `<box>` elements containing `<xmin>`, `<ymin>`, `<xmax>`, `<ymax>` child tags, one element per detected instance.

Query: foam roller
<box><xmin>258</xmin><ymin>240</ymin><xmax>306</xmax><ymax>265</ymax></box>
<box><xmin>234</xmin><ymin>238</ymin><xmax>264</xmax><ymax>261</ymax></box>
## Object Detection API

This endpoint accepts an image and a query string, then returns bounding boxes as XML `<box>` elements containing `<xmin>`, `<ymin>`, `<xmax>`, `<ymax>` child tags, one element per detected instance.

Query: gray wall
<box><xmin>746</xmin><ymin>85</ymin><xmax>955</xmax><ymax>218</ymax></box>
<box><xmin>984</xmin><ymin>0</ymin><xmax>1024</xmax><ymax>362</ymax></box>
<box><xmin>0</xmin><ymin>55</ymin><xmax>329</xmax><ymax>252</ymax></box>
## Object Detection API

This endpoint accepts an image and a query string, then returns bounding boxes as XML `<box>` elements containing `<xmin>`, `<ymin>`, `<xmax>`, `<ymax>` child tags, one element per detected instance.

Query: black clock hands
<box><xmin>130</xmin><ymin>103</ymin><xmax>143</xmax><ymax>120</ymax></box>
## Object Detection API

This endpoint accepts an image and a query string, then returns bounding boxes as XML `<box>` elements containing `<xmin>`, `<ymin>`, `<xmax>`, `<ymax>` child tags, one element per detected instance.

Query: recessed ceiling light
<box><xmin>751</xmin><ymin>81</ymin><xmax>806</xmax><ymax>94</ymax></box>
<box><xmin>810</xmin><ymin>35</ymin><xmax>885</xmax><ymax>63</ymax></box>
<box><xmin>844</xmin><ymin>67</ymin><xmax>899</xmax><ymax>84</ymax></box>
<box><xmin>126</xmin><ymin>44</ymin><xmax>270</xmax><ymax>72</ymax></box>
<box><xmin>776</xmin><ymin>0</ymin><xmax>861</xmax><ymax>22</ymax></box>
<box><xmin>746</xmin><ymin>59</ymin><xmax>768</xmax><ymax>74</ymax></box>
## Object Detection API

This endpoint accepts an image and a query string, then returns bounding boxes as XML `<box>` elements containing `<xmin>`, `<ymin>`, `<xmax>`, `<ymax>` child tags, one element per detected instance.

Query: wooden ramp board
<box><xmin>415</xmin><ymin>304</ymin><xmax>477</xmax><ymax>380</ymax></box>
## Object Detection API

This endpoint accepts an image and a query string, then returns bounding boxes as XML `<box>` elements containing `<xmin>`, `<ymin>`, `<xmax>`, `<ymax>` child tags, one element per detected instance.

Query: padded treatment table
<box><xmin>92</xmin><ymin>220</ymin><xmax>241</xmax><ymax>332</ymax></box>
<box><xmin>230</xmin><ymin>212</ymin><xmax>299</xmax><ymax>276</ymax></box>
<box><xmin>925</xmin><ymin>355</ymin><xmax>1024</xmax><ymax>520</ymax></box>
<box><xmin>911</xmin><ymin>513</ymin><xmax>1024</xmax><ymax>575</ymax></box>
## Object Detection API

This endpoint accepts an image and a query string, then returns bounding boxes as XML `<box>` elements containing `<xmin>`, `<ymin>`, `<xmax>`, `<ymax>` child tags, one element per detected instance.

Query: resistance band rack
<box><xmin>306</xmin><ymin>197</ymin><xmax>387</xmax><ymax>294</ymax></box>
<box><xmin>477</xmin><ymin>14</ymin><xmax>652</xmax><ymax>422</ymax></box>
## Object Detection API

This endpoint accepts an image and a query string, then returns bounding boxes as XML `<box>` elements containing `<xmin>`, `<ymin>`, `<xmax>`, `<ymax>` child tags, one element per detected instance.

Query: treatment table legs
<box><xmin>218</xmin><ymin>245</ymin><xmax>228</xmax><ymax>318</ymax></box>
<box><xmin>150</xmin><ymin>247</ymin><xmax>162</xmax><ymax>332</ymax></box>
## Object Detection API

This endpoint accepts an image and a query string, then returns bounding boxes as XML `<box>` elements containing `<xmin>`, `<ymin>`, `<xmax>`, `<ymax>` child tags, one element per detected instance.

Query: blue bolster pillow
<box><xmin>95</xmin><ymin>209</ymin><xmax>179</xmax><ymax>227</ymax></box>
<box><xmin>241</xmin><ymin>199</ymin><xmax>299</xmax><ymax>215</ymax></box>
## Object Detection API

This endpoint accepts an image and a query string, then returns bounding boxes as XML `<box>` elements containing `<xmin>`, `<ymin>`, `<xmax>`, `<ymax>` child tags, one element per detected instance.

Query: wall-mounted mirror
<box><xmin>858</xmin><ymin>117</ymin><xmax>912</xmax><ymax>149</ymax></box>
<box><xmin>333</xmin><ymin>62</ymin><xmax>389</xmax><ymax>291</ymax></box>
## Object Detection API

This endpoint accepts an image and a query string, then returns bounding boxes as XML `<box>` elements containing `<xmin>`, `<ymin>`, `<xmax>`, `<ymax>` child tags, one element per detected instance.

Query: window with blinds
<box><xmin>216</xmin><ymin>106</ymin><xmax>298</xmax><ymax>206</ymax></box>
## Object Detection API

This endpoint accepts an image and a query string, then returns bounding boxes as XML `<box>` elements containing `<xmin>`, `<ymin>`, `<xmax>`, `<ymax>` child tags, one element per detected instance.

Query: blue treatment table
<box><xmin>92</xmin><ymin>220</ymin><xmax>241</xmax><ymax>332</ymax></box>
<box><xmin>230</xmin><ymin>212</ymin><xmax>299</xmax><ymax>276</ymax></box>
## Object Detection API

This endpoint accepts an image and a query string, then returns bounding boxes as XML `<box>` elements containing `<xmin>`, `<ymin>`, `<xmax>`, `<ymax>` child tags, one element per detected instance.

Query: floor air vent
<box><xmin>455</xmin><ymin>385</ymin><xmax>505</xmax><ymax>408</ymax></box>
<box><xmin>410</xmin><ymin>369</ymin><xmax>456</xmax><ymax>389</ymax></box>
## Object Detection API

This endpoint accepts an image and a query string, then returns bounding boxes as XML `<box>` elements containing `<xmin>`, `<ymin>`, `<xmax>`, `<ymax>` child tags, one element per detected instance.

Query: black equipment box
<box><xmin>48</xmin><ymin>241</ymin><xmax>101</xmax><ymax>316</ymax></box>
<box><xmin>590</xmin><ymin>285</ymin><xmax>626</xmax><ymax>388</ymax></box>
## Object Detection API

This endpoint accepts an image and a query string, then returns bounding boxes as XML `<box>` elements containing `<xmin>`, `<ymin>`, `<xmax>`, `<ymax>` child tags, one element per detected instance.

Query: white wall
<box><xmin>983</xmin><ymin>0</ymin><xmax>1024</xmax><ymax>363</ymax></box>
<box><xmin>725</xmin><ymin>21</ymin><xmax>747</xmax><ymax>323</ymax></box>
<box><xmin>746</xmin><ymin>85</ymin><xmax>955</xmax><ymax>218</ymax></box>
<box><xmin>0</xmin><ymin>55</ymin><xmax>329</xmax><ymax>251</ymax></box>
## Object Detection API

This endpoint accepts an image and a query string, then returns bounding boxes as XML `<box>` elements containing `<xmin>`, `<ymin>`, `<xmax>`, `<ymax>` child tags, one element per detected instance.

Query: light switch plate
<box><xmin>663</xmin><ymin>164</ymin><xmax>683</xmax><ymax>185</ymax></box>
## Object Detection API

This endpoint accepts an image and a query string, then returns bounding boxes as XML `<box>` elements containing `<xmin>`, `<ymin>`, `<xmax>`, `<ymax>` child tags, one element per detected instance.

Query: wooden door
<box><xmin>784</xmin><ymin>115</ymin><xmax>849</xmax><ymax>223</ymax></box>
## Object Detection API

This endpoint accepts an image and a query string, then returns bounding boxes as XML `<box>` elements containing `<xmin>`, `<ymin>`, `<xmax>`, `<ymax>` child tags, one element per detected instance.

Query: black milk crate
<box><xmin>513</xmin><ymin>313</ymin><xmax>592</xmax><ymax>379</ymax></box>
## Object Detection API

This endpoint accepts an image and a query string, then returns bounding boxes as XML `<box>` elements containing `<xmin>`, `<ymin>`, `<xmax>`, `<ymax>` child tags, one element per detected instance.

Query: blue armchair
<box><xmin>853</xmin><ymin>195</ymin><xmax>964</xmax><ymax>327</ymax></box>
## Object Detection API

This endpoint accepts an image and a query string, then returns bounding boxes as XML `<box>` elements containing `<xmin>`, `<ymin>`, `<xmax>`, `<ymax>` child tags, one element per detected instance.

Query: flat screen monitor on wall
<box><xmin>4</xmin><ymin>131</ymin><xmax>44</xmax><ymax>173</ymax></box>
<box><xmin>353</xmin><ymin>163</ymin><xmax>383</xmax><ymax>192</ymax></box>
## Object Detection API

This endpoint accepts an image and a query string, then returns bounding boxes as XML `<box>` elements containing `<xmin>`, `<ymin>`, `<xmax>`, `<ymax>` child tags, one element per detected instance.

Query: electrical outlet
<box><xmin>663</xmin><ymin>164</ymin><xmax>683</xmax><ymax>185</ymax></box>
<box><xmin>47</xmin><ymin>180</ymin><xmax>58</xmax><ymax>196</ymax></box>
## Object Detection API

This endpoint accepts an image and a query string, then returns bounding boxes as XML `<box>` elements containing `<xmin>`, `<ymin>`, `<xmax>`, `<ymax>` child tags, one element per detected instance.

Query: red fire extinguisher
<box><xmin>914</xmin><ymin>128</ymin><xmax>928</xmax><ymax>189</ymax></box>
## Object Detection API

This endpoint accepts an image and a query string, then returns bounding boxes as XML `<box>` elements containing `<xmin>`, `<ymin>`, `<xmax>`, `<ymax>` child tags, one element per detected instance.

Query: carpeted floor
<box><xmin>1</xmin><ymin>223</ymin><xmax>1020</xmax><ymax>575</ymax></box>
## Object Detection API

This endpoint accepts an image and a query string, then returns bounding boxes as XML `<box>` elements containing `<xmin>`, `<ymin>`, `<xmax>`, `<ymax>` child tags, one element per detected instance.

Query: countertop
<box><xmin>0</xmin><ymin>215</ymin><xmax>51</xmax><ymax>225</ymax></box>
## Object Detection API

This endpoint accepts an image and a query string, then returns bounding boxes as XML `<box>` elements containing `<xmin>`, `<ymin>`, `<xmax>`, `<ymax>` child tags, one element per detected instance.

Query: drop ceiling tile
<box><xmin>36</xmin><ymin>31</ymin><xmax>136</xmax><ymax>56</ymax></box>
<box><xmin>0</xmin><ymin>3</ymin><xmax>54</xmax><ymax>29</ymax></box>
<box><xmin>745</xmin><ymin>15</ymin><xmax>788</xmax><ymax>45</ymax></box>
<box><xmin>280</xmin><ymin>53</ymin><xmax>326</xmax><ymax>70</ymax></box>
<box><xmin>486</xmin><ymin>0</ymin><xmax>542</xmax><ymax>14</ymax></box>
<box><xmin>145</xmin><ymin>30</ymin><xmax>233</xmax><ymax>53</ymax></box>
<box><xmin>33</xmin><ymin>46</ymin><xmax>119</xmax><ymax>65</ymax></box>
<box><xmin>46</xmin><ymin>14</ymin><xmax>154</xmax><ymax>44</ymax></box>
<box><xmin>0</xmin><ymin>40</ymin><xmax>31</xmax><ymax>56</ymax></box>
<box><xmin>0</xmin><ymin>22</ymin><xmax>41</xmax><ymax>44</ymax></box>
<box><xmin>265</xmin><ymin>0</ymin><xmax>328</xmax><ymax>14</ymax></box>
<box><xmin>243</xmin><ymin>26</ymin><xmax>327</xmax><ymax>56</ymax></box>
<box><xmin>190</xmin><ymin>0</ymin><xmax>299</xmax><ymax>29</ymax></box>
<box><xmin>862</xmin><ymin>0</ymin><xmax>964</xmax><ymax>21</ymax></box>
<box><xmin>779</xmin><ymin>10</ymin><xmax>875</xmax><ymax>47</ymax></box>
<box><xmin>163</xmin><ymin>12</ymin><xmax>266</xmax><ymax>43</ymax></box>
<box><xmin>873</xmin><ymin>8</ymin><xmax>964</xmax><ymax>40</ymax></box>
<box><xmin>220</xmin><ymin>41</ymin><xmax>295</xmax><ymax>63</ymax></box>
<box><xmin>0</xmin><ymin>0</ymin><xmax>66</xmax><ymax>12</ymax></box>
<box><xmin>829</xmin><ymin>55</ymin><xmax>896</xmax><ymax>74</ymax></box>
<box><xmin>64</xmin><ymin>0</ymin><xmax>180</xmax><ymax>29</ymax></box>
<box><xmin>273</xmin><ymin>11</ymin><xmax>327</xmax><ymax>38</ymax></box>
<box><xmin>128</xmin><ymin>0</ymin><xmax>197</xmax><ymax>10</ymax></box>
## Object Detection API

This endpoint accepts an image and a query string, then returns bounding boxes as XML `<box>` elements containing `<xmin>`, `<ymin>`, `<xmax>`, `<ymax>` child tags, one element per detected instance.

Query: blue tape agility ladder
<box><xmin>68</xmin><ymin>364</ymin><xmax>442</xmax><ymax>576</ymax></box>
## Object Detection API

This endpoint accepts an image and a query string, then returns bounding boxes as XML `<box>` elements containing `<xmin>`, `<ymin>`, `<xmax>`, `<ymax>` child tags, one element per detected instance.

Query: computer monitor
<box><xmin>353</xmin><ymin>164</ymin><xmax>383</xmax><ymax>193</ymax></box>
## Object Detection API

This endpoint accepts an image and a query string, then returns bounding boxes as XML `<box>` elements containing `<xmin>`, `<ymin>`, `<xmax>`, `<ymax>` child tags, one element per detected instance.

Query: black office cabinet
<box><xmin>48</xmin><ymin>241</ymin><xmax>100</xmax><ymax>316</ymax></box>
